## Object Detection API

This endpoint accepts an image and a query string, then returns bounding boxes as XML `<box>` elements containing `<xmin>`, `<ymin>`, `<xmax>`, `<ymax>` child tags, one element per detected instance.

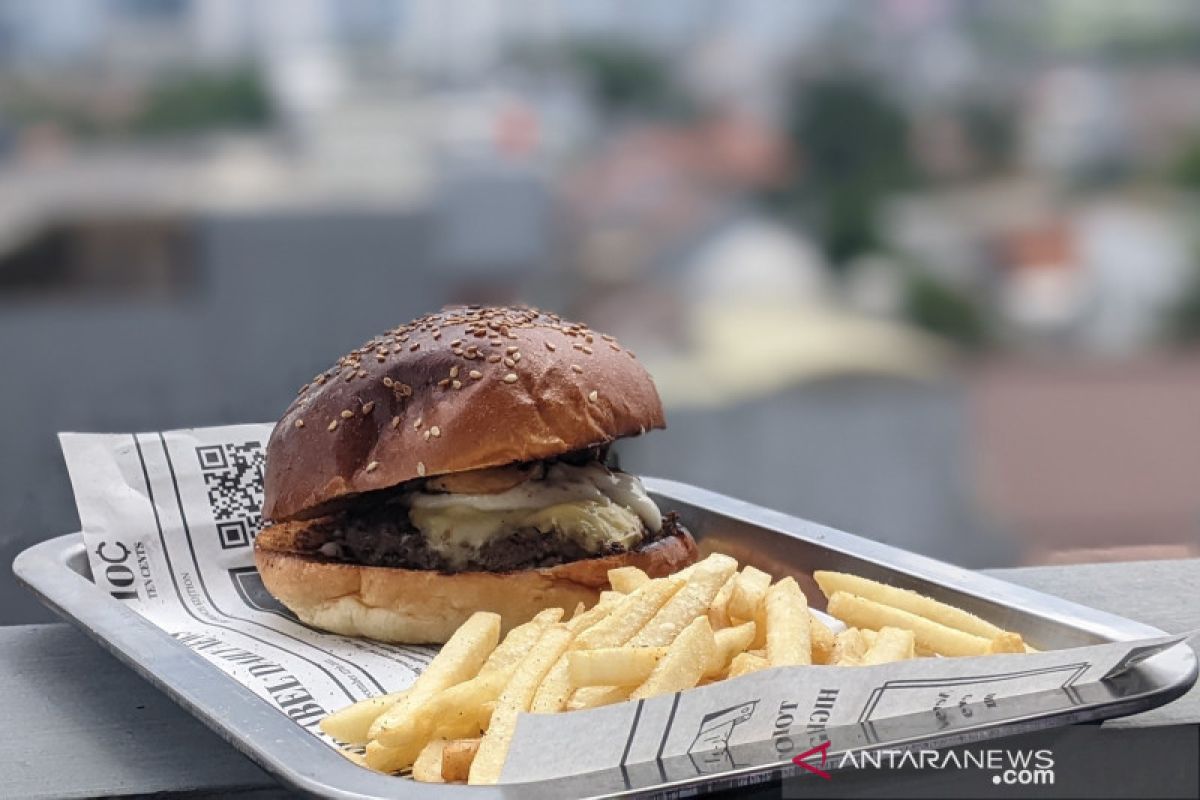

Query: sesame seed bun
<box><xmin>253</xmin><ymin>519</ymin><xmax>697</xmax><ymax>643</ymax></box>
<box><xmin>263</xmin><ymin>305</ymin><xmax>665</xmax><ymax>522</ymax></box>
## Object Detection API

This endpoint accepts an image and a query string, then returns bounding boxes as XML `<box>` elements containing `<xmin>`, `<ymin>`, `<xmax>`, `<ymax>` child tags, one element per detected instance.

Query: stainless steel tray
<box><xmin>14</xmin><ymin>478</ymin><xmax>1197</xmax><ymax>799</ymax></box>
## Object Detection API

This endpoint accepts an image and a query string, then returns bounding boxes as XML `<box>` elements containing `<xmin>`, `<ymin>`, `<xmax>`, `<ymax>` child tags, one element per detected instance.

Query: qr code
<box><xmin>196</xmin><ymin>442</ymin><xmax>266</xmax><ymax>550</ymax></box>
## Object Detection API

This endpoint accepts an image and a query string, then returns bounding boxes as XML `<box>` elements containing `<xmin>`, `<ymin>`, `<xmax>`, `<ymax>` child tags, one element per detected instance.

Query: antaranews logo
<box><xmin>793</xmin><ymin>744</ymin><xmax>1055</xmax><ymax>786</ymax></box>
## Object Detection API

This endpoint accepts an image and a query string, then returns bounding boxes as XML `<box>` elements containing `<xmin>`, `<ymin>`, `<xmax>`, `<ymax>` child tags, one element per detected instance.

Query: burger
<box><xmin>255</xmin><ymin>305</ymin><xmax>698</xmax><ymax>643</ymax></box>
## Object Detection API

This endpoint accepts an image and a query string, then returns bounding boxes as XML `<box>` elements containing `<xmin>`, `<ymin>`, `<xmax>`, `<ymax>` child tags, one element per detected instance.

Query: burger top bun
<box><xmin>264</xmin><ymin>305</ymin><xmax>665</xmax><ymax>522</ymax></box>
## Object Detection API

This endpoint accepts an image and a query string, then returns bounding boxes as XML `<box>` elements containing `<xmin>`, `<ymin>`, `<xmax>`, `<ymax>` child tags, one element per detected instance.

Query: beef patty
<box><xmin>275</xmin><ymin>498</ymin><xmax>684</xmax><ymax>573</ymax></box>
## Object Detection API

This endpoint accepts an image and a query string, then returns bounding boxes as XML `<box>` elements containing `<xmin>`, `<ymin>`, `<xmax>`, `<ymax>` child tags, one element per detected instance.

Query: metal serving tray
<box><xmin>14</xmin><ymin>478</ymin><xmax>1197</xmax><ymax>799</ymax></box>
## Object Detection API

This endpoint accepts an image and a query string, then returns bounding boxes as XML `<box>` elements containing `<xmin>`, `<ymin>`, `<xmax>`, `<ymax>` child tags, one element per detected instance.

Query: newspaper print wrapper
<box><xmin>60</xmin><ymin>424</ymin><xmax>1190</xmax><ymax>784</ymax></box>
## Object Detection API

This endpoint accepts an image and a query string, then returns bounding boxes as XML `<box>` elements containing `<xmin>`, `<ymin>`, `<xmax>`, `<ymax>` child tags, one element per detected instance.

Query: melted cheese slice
<box><xmin>406</xmin><ymin>463</ymin><xmax>662</xmax><ymax>569</ymax></box>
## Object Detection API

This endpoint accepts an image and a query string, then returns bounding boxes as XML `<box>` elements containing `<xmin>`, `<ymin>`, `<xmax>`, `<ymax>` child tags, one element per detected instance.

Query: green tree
<box><xmin>134</xmin><ymin>67</ymin><xmax>272</xmax><ymax>136</ymax></box>
<box><xmin>777</xmin><ymin>74</ymin><xmax>916</xmax><ymax>270</ymax></box>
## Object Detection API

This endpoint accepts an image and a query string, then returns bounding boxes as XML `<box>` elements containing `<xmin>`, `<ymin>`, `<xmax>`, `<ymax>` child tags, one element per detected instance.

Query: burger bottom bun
<box><xmin>254</xmin><ymin>528</ymin><xmax>698</xmax><ymax>644</ymax></box>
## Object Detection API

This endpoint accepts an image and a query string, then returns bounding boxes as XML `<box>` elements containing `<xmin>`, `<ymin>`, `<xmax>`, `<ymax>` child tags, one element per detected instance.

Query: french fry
<box><xmin>707</xmin><ymin>574</ymin><xmax>737</xmax><ymax>629</ymax></box>
<box><xmin>569</xmin><ymin>646</ymin><xmax>669</xmax><ymax>687</ymax></box>
<box><xmin>728</xmin><ymin>651</ymin><xmax>769</xmax><ymax>678</ymax></box>
<box><xmin>371</xmin><ymin>609</ymin><xmax>558</xmax><ymax>767</ymax></box>
<box><xmin>441</xmin><ymin>738</ymin><xmax>481</xmax><ymax>783</ymax></box>
<box><xmin>827</xmin><ymin>592</ymin><xmax>993</xmax><ymax>657</ymax></box>
<box><xmin>705</xmin><ymin>621</ymin><xmax>756</xmax><ymax>678</ymax></box>
<box><xmin>469</xmin><ymin>625</ymin><xmax>575</xmax><ymax>785</ymax></box>
<box><xmin>814</xmin><ymin>571</ymin><xmax>1016</xmax><ymax>642</ymax></box>
<box><xmin>572</xmin><ymin>577</ymin><xmax>683</xmax><ymax>650</ymax></box>
<box><xmin>319</xmin><ymin>690</ymin><xmax>407</xmax><ymax>745</ymax></box>
<box><xmin>608</xmin><ymin>566</ymin><xmax>650</xmax><ymax>593</ymax></box>
<box><xmin>727</xmin><ymin>565</ymin><xmax>772</xmax><ymax>621</ymax></box>
<box><xmin>566</xmin><ymin>685</ymin><xmax>632</xmax><ymax>711</ymax></box>
<box><xmin>340</xmin><ymin>749</ymin><xmax>367</xmax><ymax>767</ymax></box>
<box><xmin>630</xmin><ymin>617</ymin><xmax>716</xmax><ymax>699</ymax></box>
<box><xmin>750</xmin><ymin>603</ymin><xmax>767</xmax><ymax>649</ymax></box>
<box><xmin>565</xmin><ymin>593</ymin><xmax>619</xmax><ymax>633</ymax></box>
<box><xmin>765</xmin><ymin>577</ymin><xmax>811</xmax><ymax>667</ymax></box>
<box><xmin>628</xmin><ymin>555</ymin><xmax>737</xmax><ymax>647</ymax></box>
<box><xmin>989</xmin><ymin>632</ymin><xmax>1027</xmax><ymax>654</ymax></box>
<box><xmin>860</xmin><ymin>626</ymin><xmax>916</xmax><ymax>665</ymax></box>
<box><xmin>831</xmin><ymin>628</ymin><xmax>870</xmax><ymax>666</ymax></box>
<box><xmin>368</xmin><ymin>612</ymin><xmax>500</xmax><ymax>749</ymax></box>
<box><xmin>810</xmin><ymin>614</ymin><xmax>835</xmax><ymax>665</ymax></box>
<box><xmin>531</xmin><ymin>594</ymin><xmax>624</xmax><ymax>713</ymax></box>
<box><xmin>411</xmin><ymin>740</ymin><xmax>446</xmax><ymax>783</ymax></box>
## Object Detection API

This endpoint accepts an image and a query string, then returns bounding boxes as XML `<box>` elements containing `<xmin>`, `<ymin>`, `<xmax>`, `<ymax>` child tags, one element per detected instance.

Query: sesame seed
<box><xmin>430</xmin><ymin>425</ymin><xmax>441</xmax><ymax>438</ymax></box>
<box><xmin>423</xmin><ymin>430</ymin><xmax>431</xmax><ymax>441</ymax></box>
<box><xmin>503</xmin><ymin>373</ymin><xmax>518</xmax><ymax>383</ymax></box>
<box><xmin>357</xmin><ymin>370</ymin><xmax>366</xmax><ymax>377</ymax></box>
<box><xmin>383</xmin><ymin>376</ymin><xmax>394</xmax><ymax>387</ymax></box>
<box><xmin>571</xmin><ymin>364</ymin><xmax>583</xmax><ymax>374</ymax></box>
<box><xmin>391</xmin><ymin>416</ymin><xmax>401</xmax><ymax>429</ymax></box>
<box><xmin>362</xmin><ymin>401</ymin><xmax>375</xmax><ymax>415</ymax></box>
<box><xmin>315</xmin><ymin>374</ymin><xmax>327</xmax><ymax>384</ymax></box>
<box><xmin>503</xmin><ymin>357</ymin><xmax>515</xmax><ymax>368</ymax></box>
<box><xmin>366</xmin><ymin>461</ymin><xmax>379</xmax><ymax>473</ymax></box>
<box><xmin>507</xmin><ymin>346</ymin><xmax>519</xmax><ymax>354</ymax></box>
<box><xmin>417</xmin><ymin>462</ymin><xmax>426</xmax><ymax>476</ymax></box>
<box><xmin>513</xmin><ymin>352</ymin><xmax>521</xmax><ymax>362</ymax></box>
<box><xmin>469</xmin><ymin>370</ymin><xmax>482</xmax><ymax>379</ymax></box>
<box><xmin>545</xmin><ymin>342</ymin><xmax>556</xmax><ymax>351</ymax></box>
<box><xmin>610</xmin><ymin>343</ymin><xmax>621</xmax><ymax>351</ymax></box>
<box><xmin>602</xmin><ymin>334</ymin><xmax>616</xmax><ymax>342</ymax></box>
<box><xmin>294</xmin><ymin>419</ymin><xmax>305</xmax><ymax>428</ymax></box>
<box><xmin>488</xmin><ymin>354</ymin><xmax>502</xmax><ymax>363</ymax></box>
<box><xmin>581</xmin><ymin>346</ymin><xmax>593</xmax><ymax>355</ymax></box>
<box><xmin>328</xmin><ymin>420</ymin><xmax>338</xmax><ymax>431</ymax></box>
<box><xmin>414</xmin><ymin>417</ymin><xmax>423</xmax><ymax>429</ymax></box>
<box><xmin>449</xmin><ymin>366</ymin><xmax>460</xmax><ymax>378</ymax></box>
<box><xmin>450</xmin><ymin>339</ymin><xmax>461</xmax><ymax>347</ymax></box>
<box><xmin>341</xmin><ymin>409</ymin><xmax>354</xmax><ymax>419</ymax></box>
<box><xmin>410</xmin><ymin>343</ymin><xmax>420</xmax><ymax>351</ymax></box>
<box><xmin>438</xmin><ymin>379</ymin><xmax>449</xmax><ymax>389</ymax></box>
<box><xmin>452</xmin><ymin>379</ymin><xmax>462</xmax><ymax>389</ymax></box>
<box><xmin>398</xmin><ymin>383</ymin><xmax>413</xmax><ymax>397</ymax></box>
<box><xmin>588</xmin><ymin>390</ymin><xmax>599</xmax><ymax>403</ymax></box>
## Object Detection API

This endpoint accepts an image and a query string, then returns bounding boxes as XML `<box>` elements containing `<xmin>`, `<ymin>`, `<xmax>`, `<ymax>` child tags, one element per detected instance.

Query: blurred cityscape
<box><xmin>4</xmin><ymin>0</ymin><xmax>1200</xmax><ymax>623</ymax></box>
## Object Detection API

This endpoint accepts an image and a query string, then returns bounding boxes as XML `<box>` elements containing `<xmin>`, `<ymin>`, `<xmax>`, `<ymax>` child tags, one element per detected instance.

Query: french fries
<box><xmin>810</xmin><ymin>614</ymin><xmax>835</xmax><ymax>665</ymax></box>
<box><xmin>827</xmin><ymin>592</ymin><xmax>995</xmax><ymax>657</ymax></box>
<box><xmin>728</xmin><ymin>651</ymin><xmax>769</xmax><ymax>678</ymax></box>
<box><xmin>469</xmin><ymin>625</ymin><xmax>575</xmax><ymax>784</ymax></box>
<box><xmin>707</xmin><ymin>574</ymin><xmax>737</xmax><ymax>628</ymax></box>
<box><xmin>371</xmin><ymin>608</ymin><xmax>559</xmax><ymax>767</ymax></box>
<box><xmin>319</xmin><ymin>690</ymin><xmax>407</xmax><ymax>745</ymax></box>
<box><xmin>569</xmin><ymin>646</ymin><xmax>669</xmax><ymax>687</ymax></box>
<box><xmin>572</xmin><ymin>577</ymin><xmax>683</xmax><ymax>650</ymax></box>
<box><xmin>608</xmin><ymin>566</ymin><xmax>650</xmax><ymax>593</ymax></box>
<box><xmin>411</xmin><ymin>740</ymin><xmax>446</xmax><ymax>783</ymax></box>
<box><xmin>764</xmin><ymin>577</ymin><xmax>811</xmax><ymax>666</ymax></box>
<box><xmin>366</xmin><ymin>611</ymin><xmax>500</xmax><ymax>769</ymax></box>
<box><xmin>328</xmin><ymin>553</ymin><xmax>1036</xmax><ymax>785</ymax></box>
<box><xmin>441</xmin><ymin>738</ymin><xmax>481</xmax><ymax>783</ymax></box>
<box><xmin>706</xmin><ymin>622</ymin><xmax>756</xmax><ymax>678</ymax></box>
<box><xmin>814</xmin><ymin>571</ymin><xmax>1011</xmax><ymax>641</ymax></box>
<box><xmin>860</xmin><ymin>626</ymin><xmax>916</xmax><ymax>665</ymax></box>
<box><xmin>630</xmin><ymin>617</ymin><xmax>716</xmax><ymax>699</ymax></box>
<box><xmin>832</xmin><ymin>628</ymin><xmax>871</xmax><ymax>666</ymax></box>
<box><xmin>628</xmin><ymin>555</ymin><xmax>737</xmax><ymax>647</ymax></box>
<box><xmin>727</xmin><ymin>565</ymin><xmax>772</xmax><ymax>621</ymax></box>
